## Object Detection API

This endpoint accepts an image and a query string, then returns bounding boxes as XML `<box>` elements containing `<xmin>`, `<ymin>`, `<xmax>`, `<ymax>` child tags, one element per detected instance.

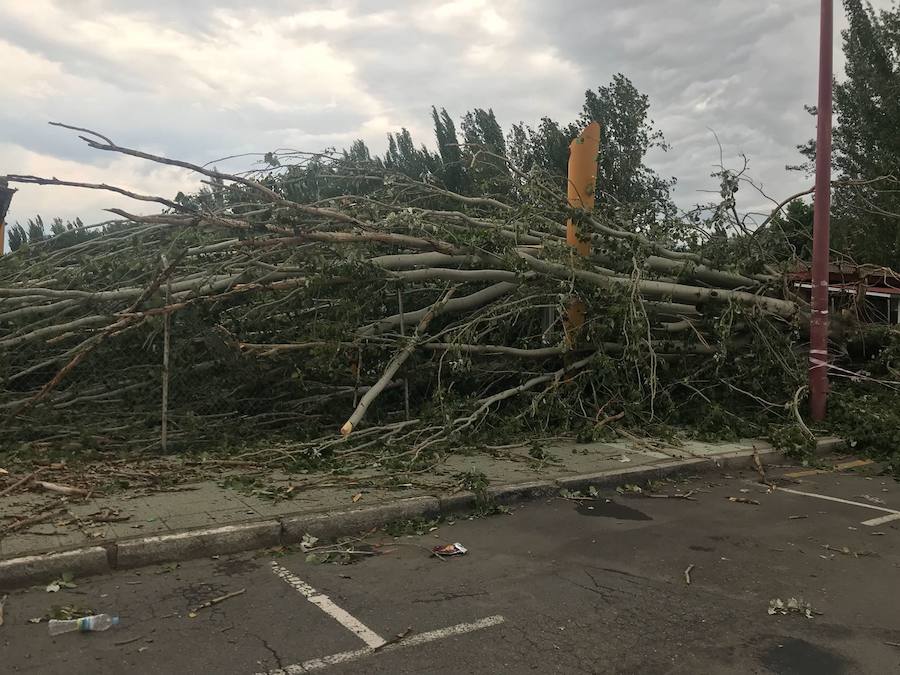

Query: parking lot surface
<box><xmin>3</xmin><ymin>459</ymin><xmax>898</xmax><ymax>674</ymax></box>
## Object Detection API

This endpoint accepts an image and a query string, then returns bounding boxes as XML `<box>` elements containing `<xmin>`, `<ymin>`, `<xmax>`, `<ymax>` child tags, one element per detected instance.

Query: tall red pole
<box><xmin>810</xmin><ymin>0</ymin><xmax>833</xmax><ymax>421</ymax></box>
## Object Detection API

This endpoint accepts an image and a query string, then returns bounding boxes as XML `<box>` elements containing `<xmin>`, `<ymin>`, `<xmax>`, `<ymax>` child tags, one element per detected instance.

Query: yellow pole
<box><xmin>564</xmin><ymin>122</ymin><xmax>600</xmax><ymax>344</ymax></box>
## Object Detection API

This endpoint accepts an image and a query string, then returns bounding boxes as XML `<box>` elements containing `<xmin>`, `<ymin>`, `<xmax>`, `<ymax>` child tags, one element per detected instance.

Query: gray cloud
<box><xmin>2</xmin><ymin>0</ymin><xmax>894</xmax><ymax>233</ymax></box>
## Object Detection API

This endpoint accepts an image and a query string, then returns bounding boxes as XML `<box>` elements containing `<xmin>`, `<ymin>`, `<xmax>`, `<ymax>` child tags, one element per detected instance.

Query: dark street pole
<box><xmin>810</xmin><ymin>0</ymin><xmax>833</xmax><ymax>421</ymax></box>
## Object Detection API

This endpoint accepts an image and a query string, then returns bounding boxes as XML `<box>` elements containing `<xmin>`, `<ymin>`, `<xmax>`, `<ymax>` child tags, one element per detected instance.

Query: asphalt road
<box><xmin>2</xmin><ymin>460</ymin><xmax>899</xmax><ymax>674</ymax></box>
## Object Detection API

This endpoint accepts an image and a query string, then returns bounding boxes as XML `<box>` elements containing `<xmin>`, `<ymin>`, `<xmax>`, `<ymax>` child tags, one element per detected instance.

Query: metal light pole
<box><xmin>0</xmin><ymin>179</ymin><xmax>16</xmax><ymax>256</ymax></box>
<box><xmin>810</xmin><ymin>0</ymin><xmax>833</xmax><ymax>421</ymax></box>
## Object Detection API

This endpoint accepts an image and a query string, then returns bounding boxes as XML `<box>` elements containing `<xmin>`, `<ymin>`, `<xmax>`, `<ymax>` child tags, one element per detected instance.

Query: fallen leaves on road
<box><xmin>301</xmin><ymin>531</ymin><xmax>382</xmax><ymax>565</ymax></box>
<box><xmin>32</xmin><ymin>604</ymin><xmax>97</xmax><ymax>623</ymax></box>
<box><xmin>45</xmin><ymin>572</ymin><xmax>77</xmax><ymax>593</ymax></box>
<box><xmin>155</xmin><ymin>562</ymin><xmax>180</xmax><ymax>575</ymax></box>
<box><xmin>768</xmin><ymin>597</ymin><xmax>815</xmax><ymax>619</ymax></box>
<box><xmin>560</xmin><ymin>486</ymin><xmax>604</xmax><ymax>502</ymax></box>
<box><xmin>823</xmin><ymin>544</ymin><xmax>874</xmax><ymax>558</ymax></box>
<box><xmin>728</xmin><ymin>496</ymin><xmax>761</xmax><ymax>506</ymax></box>
<box><xmin>306</xmin><ymin>543</ymin><xmax>379</xmax><ymax>565</ymax></box>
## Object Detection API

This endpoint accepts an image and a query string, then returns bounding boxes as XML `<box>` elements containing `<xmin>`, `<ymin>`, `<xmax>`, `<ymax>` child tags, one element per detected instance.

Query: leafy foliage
<box><xmin>796</xmin><ymin>0</ymin><xmax>900</xmax><ymax>267</ymax></box>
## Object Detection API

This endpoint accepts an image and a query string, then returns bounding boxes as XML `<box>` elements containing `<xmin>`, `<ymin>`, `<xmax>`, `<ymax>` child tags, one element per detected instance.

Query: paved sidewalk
<box><xmin>1</xmin><ymin>436</ymin><xmax>840</xmax><ymax>563</ymax></box>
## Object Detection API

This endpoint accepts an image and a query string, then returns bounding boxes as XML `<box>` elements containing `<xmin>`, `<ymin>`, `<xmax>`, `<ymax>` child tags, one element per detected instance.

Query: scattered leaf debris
<box><xmin>768</xmin><ymin>597</ymin><xmax>816</xmax><ymax>619</ymax></box>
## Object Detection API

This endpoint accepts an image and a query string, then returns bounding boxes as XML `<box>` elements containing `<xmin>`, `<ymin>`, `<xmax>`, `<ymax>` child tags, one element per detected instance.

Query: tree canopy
<box><xmin>797</xmin><ymin>0</ymin><xmax>900</xmax><ymax>268</ymax></box>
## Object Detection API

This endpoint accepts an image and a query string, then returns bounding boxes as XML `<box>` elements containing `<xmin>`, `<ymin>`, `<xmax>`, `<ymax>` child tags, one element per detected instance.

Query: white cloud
<box><xmin>2</xmin><ymin>0</ymin><xmax>897</xmax><ymax>239</ymax></box>
<box><xmin>2</xmin><ymin>141</ymin><xmax>196</xmax><ymax>223</ymax></box>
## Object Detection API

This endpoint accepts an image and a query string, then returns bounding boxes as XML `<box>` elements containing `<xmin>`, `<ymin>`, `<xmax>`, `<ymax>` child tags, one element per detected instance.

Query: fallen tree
<box><xmin>1</xmin><ymin>125</ymin><xmax>898</xmax><ymax>473</ymax></box>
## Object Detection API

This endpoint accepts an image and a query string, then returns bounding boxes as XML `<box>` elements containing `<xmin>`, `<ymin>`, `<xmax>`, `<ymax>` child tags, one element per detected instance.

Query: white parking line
<box><xmin>266</xmin><ymin>562</ymin><xmax>505</xmax><ymax>673</ymax></box>
<box><xmin>259</xmin><ymin>615</ymin><xmax>507</xmax><ymax>674</ymax></box>
<box><xmin>271</xmin><ymin>562</ymin><xmax>385</xmax><ymax>648</ymax></box>
<box><xmin>776</xmin><ymin>487</ymin><xmax>900</xmax><ymax>526</ymax></box>
<box><xmin>861</xmin><ymin>513</ymin><xmax>900</xmax><ymax>527</ymax></box>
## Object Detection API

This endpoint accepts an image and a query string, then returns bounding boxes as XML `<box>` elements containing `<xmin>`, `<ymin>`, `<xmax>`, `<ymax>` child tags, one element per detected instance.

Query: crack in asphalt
<box><xmin>412</xmin><ymin>590</ymin><xmax>490</xmax><ymax>603</ymax></box>
<box><xmin>252</xmin><ymin>632</ymin><xmax>285</xmax><ymax>672</ymax></box>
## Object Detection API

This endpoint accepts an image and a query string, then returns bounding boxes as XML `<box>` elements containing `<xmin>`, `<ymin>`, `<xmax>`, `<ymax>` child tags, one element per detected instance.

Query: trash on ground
<box><xmin>300</xmin><ymin>533</ymin><xmax>320</xmax><ymax>552</ymax></box>
<box><xmin>885</xmin><ymin>641</ymin><xmax>900</xmax><ymax>648</ymax></box>
<box><xmin>432</xmin><ymin>543</ymin><xmax>467</xmax><ymax>558</ymax></box>
<box><xmin>858</xmin><ymin>494</ymin><xmax>886</xmax><ymax>505</ymax></box>
<box><xmin>351</xmin><ymin>492</ymin><xmax>363</xmax><ymax>502</ymax></box>
<box><xmin>768</xmin><ymin>597</ymin><xmax>815</xmax><ymax>619</ymax></box>
<box><xmin>48</xmin><ymin>613</ymin><xmax>119</xmax><ymax>635</ymax></box>
<box><xmin>684</xmin><ymin>564</ymin><xmax>695</xmax><ymax>585</ymax></box>
<box><xmin>188</xmin><ymin>588</ymin><xmax>246</xmax><ymax>618</ymax></box>
<box><xmin>728</xmin><ymin>496</ymin><xmax>761</xmax><ymax>506</ymax></box>
<box><xmin>0</xmin><ymin>594</ymin><xmax>6</xmax><ymax>627</ymax></box>
<box><xmin>618</xmin><ymin>455</ymin><xmax>631</xmax><ymax>463</ymax></box>
<box><xmin>45</xmin><ymin>572</ymin><xmax>77</xmax><ymax>593</ymax></box>
<box><xmin>788</xmin><ymin>515</ymin><xmax>808</xmax><ymax>520</ymax></box>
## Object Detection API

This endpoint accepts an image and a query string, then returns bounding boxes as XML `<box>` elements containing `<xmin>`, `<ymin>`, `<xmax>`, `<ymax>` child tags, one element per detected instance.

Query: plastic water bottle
<box><xmin>48</xmin><ymin>614</ymin><xmax>119</xmax><ymax>635</ymax></box>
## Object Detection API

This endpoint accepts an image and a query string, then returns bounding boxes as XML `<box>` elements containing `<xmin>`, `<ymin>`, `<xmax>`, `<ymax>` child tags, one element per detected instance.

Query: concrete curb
<box><xmin>116</xmin><ymin>521</ymin><xmax>283</xmax><ymax>570</ymax></box>
<box><xmin>0</xmin><ymin>437</ymin><xmax>845</xmax><ymax>590</ymax></box>
<box><xmin>0</xmin><ymin>546</ymin><xmax>109</xmax><ymax>589</ymax></box>
<box><xmin>282</xmin><ymin>497</ymin><xmax>442</xmax><ymax>544</ymax></box>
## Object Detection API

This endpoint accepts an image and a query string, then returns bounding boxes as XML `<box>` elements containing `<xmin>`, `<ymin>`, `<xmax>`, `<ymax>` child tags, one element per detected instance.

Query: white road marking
<box><xmin>860</xmin><ymin>513</ymin><xmax>900</xmax><ymax>527</ymax></box>
<box><xmin>270</xmin><ymin>562</ymin><xmax>385</xmax><ymax>648</ymax></box>
<box><xmin>257</xmin><ymin>615</ymin><xmax>506</xmax><ymax>674</ymax></box>
<box><xmin>777</xmin><ymin>487</ymin><xmax>900</xmax><ymax>526</ymax></box>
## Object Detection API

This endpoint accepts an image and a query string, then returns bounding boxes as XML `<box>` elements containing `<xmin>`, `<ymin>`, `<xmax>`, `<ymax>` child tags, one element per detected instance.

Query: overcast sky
<box><xmin>1</xmin><ymin>0</ymin><xmax>894</xmax><ymax>237</ymax></box>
